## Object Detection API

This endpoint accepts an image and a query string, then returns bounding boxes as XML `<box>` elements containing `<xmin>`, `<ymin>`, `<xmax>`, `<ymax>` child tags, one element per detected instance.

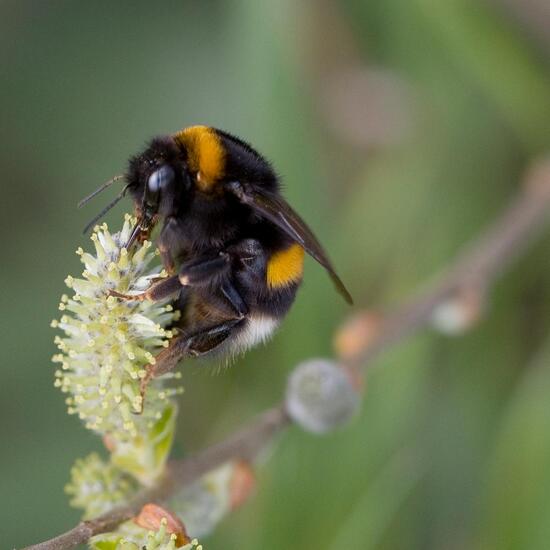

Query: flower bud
<box><xmin>135</xmin><ymin>504</ymin><xmax>190</xmax><ymax>547</ymax></box>
<box><xmin>229</xmin><ymin>460</ymin><xmax>256</xmax><ymax>510</ymax></box>
<box><xmin>285</xmin><ymin>358</ymin><xmax>360</xmax><ymax>434</ymax></box>
<box><xmin>334</xmin><ymin>311</ymin><xmax>381</xmax><ymax>362</ymax></box>
<box><xmin>65</xmin><ymin>453</ymin><xmax>137</xmax><ymax>519</ymax></box>
<box><xmin>431</xmin><ymin>286</ymin><xmax>484</xmax><ymax>335</ymax></box>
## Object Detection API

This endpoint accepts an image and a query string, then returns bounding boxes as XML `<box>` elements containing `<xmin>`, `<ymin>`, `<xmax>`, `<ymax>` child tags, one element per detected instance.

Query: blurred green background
<box><xmin>3</xmin><ymin>0</ymin><xmax>550</xmax><ymax>548</ymax></box>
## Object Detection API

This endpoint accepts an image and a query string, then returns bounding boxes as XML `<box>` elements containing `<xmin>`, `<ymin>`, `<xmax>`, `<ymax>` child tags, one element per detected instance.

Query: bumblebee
<box><xmin>81</xmin><ymin>126</ymin><xmax>352</xmax><ymax>390</ymax></box>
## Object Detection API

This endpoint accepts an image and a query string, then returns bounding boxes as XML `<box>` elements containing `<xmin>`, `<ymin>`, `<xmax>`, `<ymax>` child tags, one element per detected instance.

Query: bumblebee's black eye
<box><xmin>148</xmin><ymin>165</ymin><xmax>175</xmax><ymax>193</ymax></box>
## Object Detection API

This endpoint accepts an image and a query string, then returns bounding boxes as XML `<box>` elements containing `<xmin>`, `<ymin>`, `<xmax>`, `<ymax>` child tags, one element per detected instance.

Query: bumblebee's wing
<box><xmin>228</xmin><ymin>183</ymin><xmax>353</xmax><ymax>304</ymax></box>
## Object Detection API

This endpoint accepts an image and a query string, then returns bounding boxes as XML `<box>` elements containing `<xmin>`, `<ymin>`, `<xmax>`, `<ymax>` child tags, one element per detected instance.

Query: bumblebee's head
<box><xmin>79</xmin><ymin>136</ymin><xmax>190</xmax><ymax>243</ymax></box>
<box><xmin>125</xmin><ymin>136</ymin><xmax>190</xmax><ymax>246</ymax></box>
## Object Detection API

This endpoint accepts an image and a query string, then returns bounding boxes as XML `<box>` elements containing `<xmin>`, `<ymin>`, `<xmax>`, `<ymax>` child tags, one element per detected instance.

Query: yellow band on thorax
<box><xmin>173</xmin><ymin>126</ymin><xmax>225</xmax><ymax>191</ymax></box>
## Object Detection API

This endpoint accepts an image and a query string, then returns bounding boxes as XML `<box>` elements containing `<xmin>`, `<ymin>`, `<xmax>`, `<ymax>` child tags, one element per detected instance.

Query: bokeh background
<box><xmin>3</xmin><ymin>0</ymin><xmax>550</xmax><ymax>548</ymax></box>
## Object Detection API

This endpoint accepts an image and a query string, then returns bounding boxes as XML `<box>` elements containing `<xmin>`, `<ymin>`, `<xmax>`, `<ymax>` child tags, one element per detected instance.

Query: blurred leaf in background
<box><xmin>3</xmin><ymin>0</ymin><xmax>550</xmax><ymax>548</ymax></box>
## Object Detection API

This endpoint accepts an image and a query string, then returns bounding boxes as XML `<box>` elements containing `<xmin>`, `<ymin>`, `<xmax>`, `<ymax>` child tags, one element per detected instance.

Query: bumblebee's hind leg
<box><xmin>140</xmin><ymin>317</ymin><xmax>245</xmax><ymax>396</ymax></box>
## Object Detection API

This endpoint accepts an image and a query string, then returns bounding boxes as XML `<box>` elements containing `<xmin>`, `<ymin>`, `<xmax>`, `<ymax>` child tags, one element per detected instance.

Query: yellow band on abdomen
<box><xmin>266</xmin><ymin>243</ymin><xmax>305</xmax><ymax>289</ymax></box>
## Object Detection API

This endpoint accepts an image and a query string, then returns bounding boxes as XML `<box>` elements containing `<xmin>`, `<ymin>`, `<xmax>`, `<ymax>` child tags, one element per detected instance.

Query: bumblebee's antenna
<box><xmin>78</xmin><ymin>175</ymin><xmax>125</xmax><ymax>209</ymax></box>
<box><xmin>82</xmin><ymin>184</ymin><xmax>130</xmax><ymax>234</ymax></box>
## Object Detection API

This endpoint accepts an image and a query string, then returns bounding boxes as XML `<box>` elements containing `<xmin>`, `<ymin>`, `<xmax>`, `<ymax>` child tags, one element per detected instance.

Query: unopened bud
<box><xmin>135</xmin><ymin>503</ymin><xmax>190</xmax><ymax>547</ymax></box>
<box><xmin>431</xmin><ymin>286</ymin><xmax>484</xmax><ymax>335</ymax></box>
<box><xmin>285</xmin><ymin>359</ymin><xmax>360</xmax><ymax>434</ymax></box>
<box><xmin>334</xmin><ymin>311</ymin><xmax>381</xmax><ymax>361</ymax></box>
<box><xmin>102</xmin><ymin>434</ymin><xmax>116</xmax><ymax>452</ymax></box>
<box><xmin>229</xmin><ymin>460</ymin><xmax>256</xmax><ymax>510</ymax></box>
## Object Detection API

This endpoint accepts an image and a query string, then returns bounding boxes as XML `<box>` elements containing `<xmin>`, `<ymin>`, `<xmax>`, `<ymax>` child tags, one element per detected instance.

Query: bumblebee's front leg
<box><xmin>158</xmin><ymin>216</ymin><xmax>183</xmax><ymax>275</ymax></box>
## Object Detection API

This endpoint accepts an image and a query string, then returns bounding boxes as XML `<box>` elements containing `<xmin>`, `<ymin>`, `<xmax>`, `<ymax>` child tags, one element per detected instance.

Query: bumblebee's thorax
<box><xmin>172</xmin><ymin>192</ymin><xmax>249</xmax><ymax>252</ymax></box>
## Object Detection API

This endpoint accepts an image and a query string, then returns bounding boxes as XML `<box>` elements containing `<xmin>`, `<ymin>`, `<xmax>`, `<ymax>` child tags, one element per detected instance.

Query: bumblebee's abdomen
<box><xmin>265</xmin><ymin>243</ymin><xmax>303</xmax><ymax>316</ymax></box>
<box><xmin>231</xmin><ymin>314</ymin><xmax>280</xmax><ymax>353</ymax></box>
<box><xmin>266</xmin><ymin>243</ymin><xmax>304</xmax><ymax>289</ymax></box>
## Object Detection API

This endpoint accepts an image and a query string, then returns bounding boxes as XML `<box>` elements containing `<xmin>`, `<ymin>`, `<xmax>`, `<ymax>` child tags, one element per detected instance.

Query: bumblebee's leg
<box><xmin>140</xmin><ymin>274</ymin><xmax>248</xmax><ymax>392</ymax></box>
<box><xmin>219</xmin><ymin>279</ymin><xmax>248</xmax><ymax>317</ymax></box>
<box><xmin>140</xmin><ymin>317</ymin><xmax>245</xmax><ymax>394</ymax></box>
<box><xmin>158</xmin><ymin>217</ymin><xmax>180</xmax><ymax>274</ymax></box>
<box><xmin>109</xmin><ymin>274</ymin><xmax>182</xmax><ymax>302</ymax></box>
<box><xmin>110</xmin><ymin>252</ymin><xmax>231</xmax><ymax>302</ymax></box>
<box><xmin>178</xmin><ymin>252</ymin><xmax>230</xmax><ymax>286</ymax></box>
<box><xmin>153</xmin><ymin>318</ymin><xmax>244</xmax><ymax>375</ymax></box>
<box><xmin>158</xmin><ymin>242</ymin><xmax>176</xmax><ymax>275</ymax></box>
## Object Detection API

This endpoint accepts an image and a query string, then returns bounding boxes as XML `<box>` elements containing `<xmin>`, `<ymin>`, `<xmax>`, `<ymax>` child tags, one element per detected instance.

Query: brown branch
<box><xmin>23</xmin><ymin>160</ymin><xmax>550</xmax><ymax>550</ymax></box>
<box><xmin>23</xmin><ymin>406</ymin><xmax>289</xmax><ymax>550</ymax></box>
